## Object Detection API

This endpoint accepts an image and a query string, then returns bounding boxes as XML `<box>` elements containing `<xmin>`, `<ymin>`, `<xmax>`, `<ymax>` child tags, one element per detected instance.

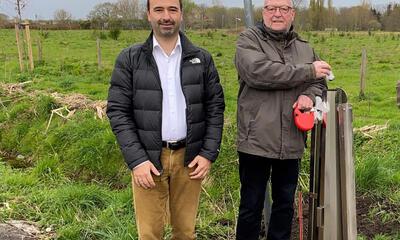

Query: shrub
<box><xmin>109</xmin><ymin>29</ymin><xmax>121</xmax><ymax>40</ymax></box>
<box><xmin>39</xmin><ymin>29</ymin><xmax>50</xmax><ymax>39</ymax></box>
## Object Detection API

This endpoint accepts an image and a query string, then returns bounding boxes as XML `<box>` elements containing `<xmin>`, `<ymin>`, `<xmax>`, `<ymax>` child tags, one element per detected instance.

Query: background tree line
<box><xmin>1</xmin><ymin>0</ymin><xmax>400</xmax><ymax>31</ymax></box>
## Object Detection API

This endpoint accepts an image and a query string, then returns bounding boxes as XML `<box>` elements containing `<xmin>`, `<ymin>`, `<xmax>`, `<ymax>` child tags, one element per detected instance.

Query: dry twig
<box><xmin>354</xmin><ymin>122</ymin><xmax>389</xmax><ymax>139</ymax></box>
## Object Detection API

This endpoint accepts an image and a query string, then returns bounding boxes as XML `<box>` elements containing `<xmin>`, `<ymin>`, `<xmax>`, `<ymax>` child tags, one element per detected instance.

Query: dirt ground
<box><xmin>288</xmin><ymin>194</ymin><xmax>400</xmax><ymax>239</ymax></box>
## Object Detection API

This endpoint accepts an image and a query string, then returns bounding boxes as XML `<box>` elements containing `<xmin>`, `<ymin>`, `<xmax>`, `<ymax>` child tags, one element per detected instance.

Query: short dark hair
<box><xmin>147</xmin><ymin>0</ymin><xmax>183</xmax><ymax>11</ymax></box>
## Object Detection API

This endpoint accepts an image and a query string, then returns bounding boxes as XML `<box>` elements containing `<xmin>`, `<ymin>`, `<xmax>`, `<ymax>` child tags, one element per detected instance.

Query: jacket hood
<box><xmin>255</xmin><ymin>21</ymin><xmax>298</xmax><ymax>42</ymax></box>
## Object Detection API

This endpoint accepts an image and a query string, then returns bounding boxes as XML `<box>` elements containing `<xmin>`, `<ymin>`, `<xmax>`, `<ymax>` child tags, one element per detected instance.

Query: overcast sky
<box><xmin>0</xmin><ymin>0</ymin><xmax>397</xmax><ymax>20</ymax></box>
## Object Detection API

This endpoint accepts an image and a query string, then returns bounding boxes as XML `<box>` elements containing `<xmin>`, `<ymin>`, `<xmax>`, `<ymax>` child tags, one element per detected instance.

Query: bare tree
<box><xmin>212</xmin><ymin>0</ymin><xmax>223</xmax><ymax>7</ymax></box>
<box><xmin>327</xmin><ymin>0</ymin><xmax>336</xmax><ymax>28</ymax></box>
<box><xmin>54</xmin><ymin>9</ymin><xmax>72</xmax><ymax>22</ymax></box>
<box><xmin>115</xmin><ymin>0</ymin><xmax>140</xmax><ymax>19</ymax></box>
<box><xmin>88</xmin><ymin>2</ymin><xmax>117</xmax><ymax>29</ymax></box>
<box><xmin>292</xmin><ymin>0</ymin><xmax>305</xmax><ymax>8</ymax></box>
<box><xmin>15</xmin><ymin>0</ymin><xmax>28</xmax><ymax>21</ymax></box>
<box><xmin>381</xmin><ymin>3</ymin><xmax>400</xmax><ymax>31</ymax></box>
<box><xmin>181</xmin><ymin>0</ymin><xmax>197</xmax><ymax>28</ymax></box>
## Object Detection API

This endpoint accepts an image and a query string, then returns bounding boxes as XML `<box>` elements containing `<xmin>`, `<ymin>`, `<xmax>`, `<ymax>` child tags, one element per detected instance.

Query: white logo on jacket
<box><xmin>189</xmin><ymin>58</ymin><xmax>201</xmax><ymax>64</ymax></box>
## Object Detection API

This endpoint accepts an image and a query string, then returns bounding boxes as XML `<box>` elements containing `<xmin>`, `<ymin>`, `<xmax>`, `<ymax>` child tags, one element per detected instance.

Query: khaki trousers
<box><xmin>132</xmin><ymin>148</ymin><xmax>202</xmax><ymax>240</ymax></box>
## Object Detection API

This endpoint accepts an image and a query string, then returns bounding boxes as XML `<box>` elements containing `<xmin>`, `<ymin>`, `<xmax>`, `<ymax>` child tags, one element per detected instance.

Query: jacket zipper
<box><xmin>180</xmin><ymin>52</ymin><xmax>197</xmax><ymax>166</ymax></box>
<box><xmin>149</xmin><ymin>56</ymin><xmax>164</xmax><ymax>171</ymax></box>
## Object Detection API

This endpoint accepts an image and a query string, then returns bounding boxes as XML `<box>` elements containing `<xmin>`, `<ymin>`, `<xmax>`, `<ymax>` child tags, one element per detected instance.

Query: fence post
<box><xmin>97</xmin><ymin>38</ymin><xmax>102</xmax><ymax>70</ymax></box>
<box><xmin>15</xmin><ymin>22</ymin><xmax>24</xmax><ymax>72</ymax></box>
<box><xmin>24</xmin><ymin>21</ymin><xmax>34</xmax><ymax>71</ymax></box>
<box><xmin>359</xmin><ymin>48</ymin><xmax>367</xmax><ymax>98</ymax></box>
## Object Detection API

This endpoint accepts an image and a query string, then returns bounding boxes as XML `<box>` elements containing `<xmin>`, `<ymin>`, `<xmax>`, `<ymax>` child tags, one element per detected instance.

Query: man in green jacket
<box><xmin>235</xmin><ymin>0</ymin><xmax>330</xmax><ymax>239</ymax></box>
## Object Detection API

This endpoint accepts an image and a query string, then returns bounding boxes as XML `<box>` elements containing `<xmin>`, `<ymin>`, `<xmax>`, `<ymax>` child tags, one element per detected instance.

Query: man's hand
<box><xmin>312</xmin><ymin>61</ymin><xmax>331</xmax><ymax>79</ymax></box>
<box><xmin>133</xmin><ymin>161</ymin><xmax>160</xmax><ymax>189</ymax></box>
<box><xmin>188</xmin><ymin>155</ymin><xmax>211</xmax><ymax>180</ymax></box>
<box><xmin>293</xmin><ymin>95</ymin><xmax>313</xmax><ymax>111</ymax></box>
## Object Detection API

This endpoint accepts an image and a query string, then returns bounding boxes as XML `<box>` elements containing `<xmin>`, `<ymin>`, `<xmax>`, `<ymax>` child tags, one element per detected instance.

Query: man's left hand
<box><xmin>293</xmin><ymin>95</ymin><xmax>313</xmax><ymax>111</ymax></box>
<box><xmin>188</xmin><ymin>155</ymin><xmax>211</xmax><ymax>180</ymax></box>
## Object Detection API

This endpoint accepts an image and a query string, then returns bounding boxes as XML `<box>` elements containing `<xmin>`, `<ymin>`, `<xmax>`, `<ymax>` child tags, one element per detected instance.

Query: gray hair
<box><xmin>264</xmin><ymin>0</ymin><xmax>295</xmax><ymax>8</ymax></box>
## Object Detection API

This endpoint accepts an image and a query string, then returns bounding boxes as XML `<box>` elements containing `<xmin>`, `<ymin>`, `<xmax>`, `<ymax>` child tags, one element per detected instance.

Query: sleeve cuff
<box><xmin>127</xmin><ymin>155</ymin><xmax>149</xmax><ymax>170</ymax></box>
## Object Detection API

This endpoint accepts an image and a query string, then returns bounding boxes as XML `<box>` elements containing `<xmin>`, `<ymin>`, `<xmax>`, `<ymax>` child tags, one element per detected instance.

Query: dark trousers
<box><xmin>236</xmin><ymin>152</ymin><xmax>299</xmax><ymax>240</ymax></box>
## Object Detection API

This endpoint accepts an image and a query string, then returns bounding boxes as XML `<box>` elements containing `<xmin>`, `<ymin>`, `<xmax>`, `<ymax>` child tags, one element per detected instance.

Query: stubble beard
<box><xmin>153</xmin><ymin>19</ymin><xmax>180</xmax><ymax>38</ymax></box>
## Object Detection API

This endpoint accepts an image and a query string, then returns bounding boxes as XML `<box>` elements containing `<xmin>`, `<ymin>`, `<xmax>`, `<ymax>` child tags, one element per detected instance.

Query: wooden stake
<box><xmin>359</xmin><ymin>48</ymin><xmax>367</xmax><ymax>98</ymax></box>
<box><xmin>3</xmin><ymin>56</ymin><xmax>6</xmax><ymax>81</ymax></box>
<box><xmin>397</xmin><ymin>80</ymin><xmax>400</xmax><ymax>107</ymax></box>
<box><xmin>97</xmin><ymin>38</ymin><xmax>102</xmax><ymax>70</ymax></box>
<box><xmin>37</xmin><ymin>38</ymin><xmax>43</xmax><ymax>63</ymax></box>
<box><xmin>15</xmin><ymin>22</ymin><xmax>24</xmax><ymax>72</ymax></box>
<box><xmin>24</xmin><ymin>21</ymin><xmax>34</xmax><ymax>71</ymax></box>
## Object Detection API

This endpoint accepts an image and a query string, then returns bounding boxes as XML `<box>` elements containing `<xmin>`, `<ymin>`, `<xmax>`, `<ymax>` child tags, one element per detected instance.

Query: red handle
<box><xmin>294</xmin><ymin>108</ymin><xmax>315</xmax><ymax>131</ymax></box>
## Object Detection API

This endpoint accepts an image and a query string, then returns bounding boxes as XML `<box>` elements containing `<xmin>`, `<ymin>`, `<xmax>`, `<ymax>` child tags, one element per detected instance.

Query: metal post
<box><xmin>337</xmin><ymin>103</ymin><xmax>357</xmax><ymax>240</ymax></box>
<box><xmin>308</xmin><ymin>89</ymin><xmax>357</xmax><ymax>240</ymax></box>
<box><xmin>243</xmin><ymin>0</ymin><xmax>254</xmax><ymax>28</ymax></box>
<box><xmin>321</xmin><ymin>90</ymin><xmax>341</xmax><ymax>239</ymax></box>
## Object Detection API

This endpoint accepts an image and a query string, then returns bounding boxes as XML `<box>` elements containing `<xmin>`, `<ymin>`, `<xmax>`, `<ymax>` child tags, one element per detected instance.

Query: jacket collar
<box><xmin>255</xmin><ymin>21</ymin><xmax>298</xmax><ymax>44</ymax></box>
<box><xmin>143</xmin><ymin>31</ymin><xmax>199</xmax><ymax>57</ymax></box>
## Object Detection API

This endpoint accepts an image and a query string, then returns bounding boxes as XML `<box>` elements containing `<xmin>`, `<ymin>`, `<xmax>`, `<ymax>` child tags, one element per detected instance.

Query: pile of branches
<box><xmin>354</xmin><ymin>122</ymin><xmax>389</xmax><ymax>139</ymax></box>
<box><xmin>0</xmin><ymin>81</ymin><xmax>108</xmax><ymax>133</ymax></box>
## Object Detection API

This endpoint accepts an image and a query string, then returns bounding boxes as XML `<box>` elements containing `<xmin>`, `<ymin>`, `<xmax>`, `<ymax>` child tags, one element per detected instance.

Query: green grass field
<box><xmin>0</xmin><ymin>29</ymin><xmax>399</xmax><ymax>239</ymax></box>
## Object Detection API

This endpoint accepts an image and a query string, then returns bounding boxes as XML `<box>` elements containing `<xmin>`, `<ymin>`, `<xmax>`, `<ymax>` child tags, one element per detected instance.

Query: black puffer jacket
<box><xmin>107</xmin><ymin>32</ymin><xmax>225</xmax><ymax>171</ymax></box>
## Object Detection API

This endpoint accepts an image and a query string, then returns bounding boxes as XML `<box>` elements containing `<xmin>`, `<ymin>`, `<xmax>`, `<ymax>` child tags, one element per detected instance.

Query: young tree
<box><xmin>14</xmin><ymin>0</ymin><xmax>28</xmax><ymax>21</ymax></box>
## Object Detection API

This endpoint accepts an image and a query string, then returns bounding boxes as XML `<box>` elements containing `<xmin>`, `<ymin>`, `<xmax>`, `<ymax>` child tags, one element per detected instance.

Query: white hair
<box><xmin>264</xmin><ymin>0</ymin><xmax>294</xmax><ymax>8</ymax></box>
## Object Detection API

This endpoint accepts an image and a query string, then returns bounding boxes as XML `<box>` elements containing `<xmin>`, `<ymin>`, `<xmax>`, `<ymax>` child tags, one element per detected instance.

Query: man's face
<box><xmin>147</xmin><ymin>0</ymin><xmax>182</xmax><ymax>38</ymax></box>
<box><xmin>263</xmin><ymin>0</ymin><xmax>295</xmax><ymax>31</ymax></box>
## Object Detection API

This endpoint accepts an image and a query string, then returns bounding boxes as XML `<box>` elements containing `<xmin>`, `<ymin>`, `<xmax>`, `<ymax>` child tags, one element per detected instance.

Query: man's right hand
<box><xmin>312</xmin><ymin>61</ymin><xmax>331</xmax><ymax>79</ymax></box>
<box><xmin>133</xmin><ymin>161</ymin><xmax>160</xmax><ymax>189</ymax></box>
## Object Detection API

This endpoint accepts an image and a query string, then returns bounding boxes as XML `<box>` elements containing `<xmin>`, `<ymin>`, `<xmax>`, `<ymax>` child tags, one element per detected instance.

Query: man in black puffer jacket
<box><xmin>106</xmin><ymin>0</ymin><xmax>224</xmax><ymax>239</ymax></box>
